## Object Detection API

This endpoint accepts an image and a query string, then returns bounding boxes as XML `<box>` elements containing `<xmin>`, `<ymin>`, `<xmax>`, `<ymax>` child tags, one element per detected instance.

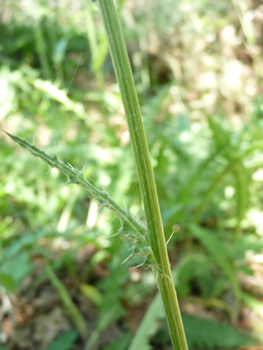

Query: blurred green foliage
<box><xmin>1</xmin><ymin>0</ymin><xmax>263</xmax><ymax>348</ymax></box>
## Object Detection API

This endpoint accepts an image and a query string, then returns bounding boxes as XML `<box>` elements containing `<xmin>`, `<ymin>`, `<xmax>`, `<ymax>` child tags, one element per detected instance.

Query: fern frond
<box><xmin>189</xmin><ymin>224</ymin><xmax>240</xmax><ymax>321</ymax></box>
<box><xmin>183</xmin><ymin>315</ymin><xmax>254</xmax><ymax>349</ymax></box>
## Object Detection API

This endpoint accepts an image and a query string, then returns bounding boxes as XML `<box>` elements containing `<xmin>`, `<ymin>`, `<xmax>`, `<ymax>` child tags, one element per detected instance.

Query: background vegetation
<box><xmin>1</xmin><ymin>0</ymin><xmax>263</xmax><ymax>349</ymax></box>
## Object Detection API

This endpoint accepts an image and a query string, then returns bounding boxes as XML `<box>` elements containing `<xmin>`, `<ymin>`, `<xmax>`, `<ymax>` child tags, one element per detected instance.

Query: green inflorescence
<box><xmin>5</xmin><ymin>131</ymin><xmax>161</xmax><ymax>273</ymax></box>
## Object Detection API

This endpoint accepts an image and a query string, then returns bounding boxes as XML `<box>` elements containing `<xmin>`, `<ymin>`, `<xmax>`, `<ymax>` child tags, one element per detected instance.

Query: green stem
<box><xmin>96</xmin><ymin>1</ymin><xmax>188</xmax><ymax>349</ymax></box>
<box><xmin>85</xmin><ymin>3</ymin><xmax>104</xmax><ymax>90</ymax></box>
<box><xmin>45</xmin><ymin>265</ymin><xmax>87</xmax><ymax>339</ymax></box>
<box><xmin>34</xmin><ymin>21</ymin><xmax>52</xmax><ymax>80</ymax></box>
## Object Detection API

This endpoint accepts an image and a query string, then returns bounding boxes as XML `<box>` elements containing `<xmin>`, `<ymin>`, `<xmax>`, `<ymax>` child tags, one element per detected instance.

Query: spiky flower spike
<box><xmin>4</xmin><ymin>131</ymin><xmax>160</xmax><ymax>272</ymax></box>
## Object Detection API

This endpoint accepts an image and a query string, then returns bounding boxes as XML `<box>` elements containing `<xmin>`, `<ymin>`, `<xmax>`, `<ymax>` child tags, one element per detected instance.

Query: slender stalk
<box><xmin>45</xmin><ymin>265</ymin><xmax>87</xmax><ymax>339</ymax></box>
<box><xmin>85</xmin><ymin>3</ymin><xmax>104</xmax><ymax>90</ymax></box>
<box><xmin>34</xmin><ymin>21</ymin><xmax>52</xmax><ymax>80</ymax></box>
<box><xmin>96</xmin><ymin>1</ymin><xmax>188</xmax><ymax>349</ymax></box>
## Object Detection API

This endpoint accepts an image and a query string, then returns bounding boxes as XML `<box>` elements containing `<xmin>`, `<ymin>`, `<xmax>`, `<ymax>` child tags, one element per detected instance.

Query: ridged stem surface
<box><xmin>96</xmin><ymin>1</ymin><xmax>188</xmax><ymax>349</ymax></box>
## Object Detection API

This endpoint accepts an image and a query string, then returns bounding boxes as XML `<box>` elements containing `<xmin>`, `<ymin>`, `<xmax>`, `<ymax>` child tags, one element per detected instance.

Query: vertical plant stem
<box><xmin>45</xmin><ymin>265</ymin><xmax>87</xmax><ymax>340</ymax></box>
<box><xmin>34</xmin><ymin>21</ymin><xmax>52</xmax><ymax>80</ymax></box>
<box><xmin>85</xmin><ymin>3</ymin><xmax>104</xmax><ymax>90</ymax></box>
<box><xmin>96</xmin><ymin>1</ymin><xmax>188</xmax><ymax>349</ymax></box>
